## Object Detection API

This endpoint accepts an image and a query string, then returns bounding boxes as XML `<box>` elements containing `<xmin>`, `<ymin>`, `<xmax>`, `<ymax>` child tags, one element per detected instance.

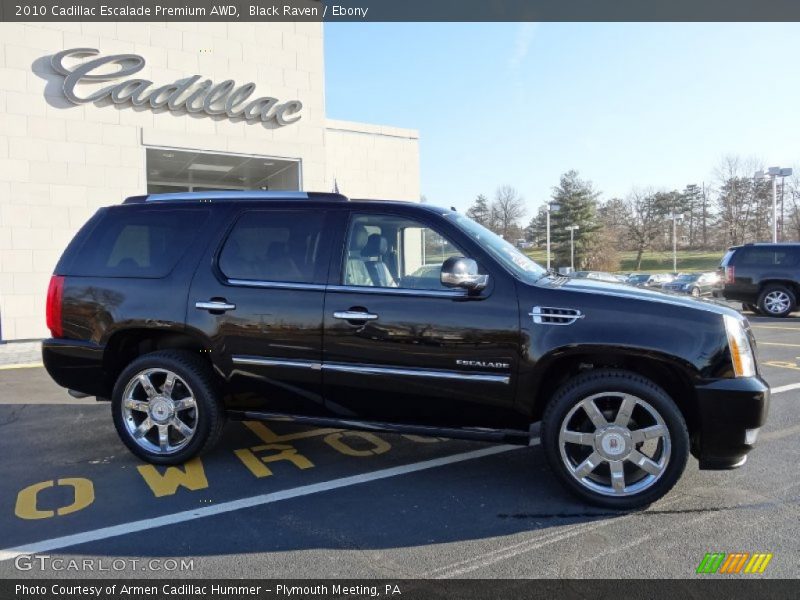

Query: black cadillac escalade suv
<box><xmin>43</xmin><ymin>191</ymin><xmax>769</xmax><ymax>509</ymax></box>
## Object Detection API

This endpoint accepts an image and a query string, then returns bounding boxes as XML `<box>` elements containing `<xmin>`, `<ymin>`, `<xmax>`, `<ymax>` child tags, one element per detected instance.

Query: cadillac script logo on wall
<box><xmin>50</xmin><ymin>48</ymin><xmax>303</xmax><ymax>126</ymax></box>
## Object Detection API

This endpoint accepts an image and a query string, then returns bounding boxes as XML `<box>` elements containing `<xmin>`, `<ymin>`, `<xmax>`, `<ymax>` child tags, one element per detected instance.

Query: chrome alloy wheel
<box><xmin>121</xmin><ymin>368</ymin><xmax>198</xmax><ymax>455</ymax></box>
<box><xmin>558</xmin><ymin>392</ymin><xmax>671</xmax><ymax>497</ymax></box>
<box><xmin>764</xmin><ymin>290</ymin><xmax>791</xmax><ymax>315</ymax></box>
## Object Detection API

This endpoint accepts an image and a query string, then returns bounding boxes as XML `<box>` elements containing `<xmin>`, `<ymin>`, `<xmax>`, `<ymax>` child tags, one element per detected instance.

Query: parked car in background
<box><xmin>626</xmin><ymin>273</ymin><xmax>675</xmax><ymax>288</ymax></box>
<box><xmin>661</xmin><ymin>272</ymin><xmax>720</xmax><ymax>297</ymax></box>
<box><xmin>569</xmin><ymin>270</ymin><xmax>624</xmax><ymax>284</ymax></box>
<box><xmin>719</xmin><ymin>243</ymin><xmax>800</xmax><ymax>317</ymax></box>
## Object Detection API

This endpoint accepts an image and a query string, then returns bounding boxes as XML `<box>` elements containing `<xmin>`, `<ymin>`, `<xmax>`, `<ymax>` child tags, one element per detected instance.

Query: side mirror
<box><xmin>441</xmin><ymin>256</ymin><xmax>489</xmax><ymax>292</ymax></box>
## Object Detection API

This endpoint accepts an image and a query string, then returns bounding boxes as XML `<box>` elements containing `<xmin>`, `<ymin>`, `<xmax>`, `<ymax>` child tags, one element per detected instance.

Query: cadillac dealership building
<box><xmin>0</xmin><ymin>22</ymin><xmax>420</xmax><ymax>340</ymax></box>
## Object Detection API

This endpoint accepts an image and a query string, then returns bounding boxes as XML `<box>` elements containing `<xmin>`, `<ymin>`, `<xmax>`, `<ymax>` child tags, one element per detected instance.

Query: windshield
<box><xmin>446</xmin><ymin>213</ymin><xmax>547</xmax><ymax>283</ymax></box>
<box><xmin>628</xmin><ymin>274</ymin><xmax>650</xmax><ymax>282</ymax></box>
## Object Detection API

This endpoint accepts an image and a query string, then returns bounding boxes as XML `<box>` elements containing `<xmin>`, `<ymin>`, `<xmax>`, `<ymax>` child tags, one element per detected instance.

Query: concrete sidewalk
<box><xmin>0</xmin><ymin>341</ymin><xmax>43</xmax><ymax>368</ymax></box>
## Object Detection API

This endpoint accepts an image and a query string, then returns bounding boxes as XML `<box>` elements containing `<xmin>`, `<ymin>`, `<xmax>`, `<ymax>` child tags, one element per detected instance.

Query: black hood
<box><xmin>539</xmin><ymin>276</ymin><xmax>741</xmax><ymax>318</ymax></box>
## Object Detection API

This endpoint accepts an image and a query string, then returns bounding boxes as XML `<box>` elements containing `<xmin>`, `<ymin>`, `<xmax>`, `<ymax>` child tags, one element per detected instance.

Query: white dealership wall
<box><xmin>0</xmin><ymin>22</ymin><xmax>420</xmax><ymax>341</ymax></box>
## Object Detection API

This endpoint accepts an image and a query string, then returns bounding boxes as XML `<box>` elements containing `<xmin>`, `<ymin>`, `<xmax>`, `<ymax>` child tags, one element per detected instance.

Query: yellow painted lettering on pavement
<box><xmin>234</xmin><ymin>444</ymin><xmax>314</xmax><ymax>478</ymax></box>
<box><xmin>136</xmin><ymin>457</ymin><xmax>209</xmax><ymax>498</ymax></box>
<box><xmin>324</xmin><ymin>431</ymin><xmax>391</xmax><ymax>457</ymax></box>
<box><xmin>15</xmin><ymin>478</ymin><xmax>95</xmax><ymax>520</ymax></box>
<box><xmin>244</xmin><ymin>421</ymin><xmax>341</xmax><ymax>444</ymax></box>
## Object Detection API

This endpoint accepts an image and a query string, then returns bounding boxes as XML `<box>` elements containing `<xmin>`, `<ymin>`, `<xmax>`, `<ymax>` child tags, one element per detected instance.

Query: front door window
<box><xmin>343</xmin><ymin>214</ymin><xmax>463</xmax><ymax>291</ymax></box>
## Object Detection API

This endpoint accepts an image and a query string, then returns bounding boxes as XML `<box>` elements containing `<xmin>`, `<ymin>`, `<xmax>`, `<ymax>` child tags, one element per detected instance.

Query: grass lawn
<box><xmin>523</xmin><ymin>249</ymin><xmax>725</xmax><ymax>274</ymax></box>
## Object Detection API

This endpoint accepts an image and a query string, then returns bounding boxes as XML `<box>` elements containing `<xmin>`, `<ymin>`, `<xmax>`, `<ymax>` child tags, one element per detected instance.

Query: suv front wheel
<box><xmin>757</xmin><ymin>284</ymin><xmax>795</xmax><ymax>318</ymax></box>
<box><xmin>542</xmin><ymin>369</ymin><xmax>689</xmax><ymax>510</ymax></box>
<box><xmin>111</xmin><ymin>350</ymin><xmax>225</xmax><ymax>464</ymax></box>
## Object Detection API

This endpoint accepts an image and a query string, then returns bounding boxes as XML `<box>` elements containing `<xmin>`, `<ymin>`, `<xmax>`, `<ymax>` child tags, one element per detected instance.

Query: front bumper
<box><xmin>42</xmin><ymin>338</ymin><xmax>110</xmax><ymax>398</ymax></box>
<box><xmin>693</xmin><ymin>376</ymin><xmax>770</xmax><ymax>469</ymax></box>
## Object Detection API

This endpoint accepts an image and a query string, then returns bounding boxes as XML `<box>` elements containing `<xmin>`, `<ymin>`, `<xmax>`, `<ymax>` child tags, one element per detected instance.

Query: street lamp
<box><xmin>546</xmin><ymin>201</ymin><xmax>560</xmax><ymax>271</ymax></box>
<box><xmin>667</xmin><ymin>213</ymin><xmax>684</xmax><ymax>272</ymax></box>
<box><xmin>565</xmin><ymin>224</ymin><xmax>579</xmax><ymax>271</ymax></box>
<box><xmin>755</xmin><ymin>167</ymin><xmax>793</xmax><ymax>243</ymax></box>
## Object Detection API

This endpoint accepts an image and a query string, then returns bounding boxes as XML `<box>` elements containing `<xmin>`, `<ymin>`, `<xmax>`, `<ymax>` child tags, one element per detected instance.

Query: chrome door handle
<box><xmin>333</xmin><ymin>310</ymin><xmax>378</xmax><ymax>321</ymax></box>
<box><xmin>195</xmin><ymin>300</ymin><xmax>236</xmax><ymax>312</ymax></box>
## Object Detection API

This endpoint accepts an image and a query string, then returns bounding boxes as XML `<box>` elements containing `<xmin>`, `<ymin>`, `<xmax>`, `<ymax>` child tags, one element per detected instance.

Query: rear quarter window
<box><xmin>67</xmin><ymin>208</ymin><xmax>210</xmax><ymax>278</ymax></box>
<box><xmin>737</xmin><ymin>248</ymin><xmax>800</xmax><ymax>268</ymax></box>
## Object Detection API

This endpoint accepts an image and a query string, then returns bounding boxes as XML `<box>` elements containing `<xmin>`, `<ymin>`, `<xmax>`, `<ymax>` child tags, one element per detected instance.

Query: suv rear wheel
<box><xmin>111</xmin><ymin>350</ymin><xmax>225</xmax><ymax>464</ymax></box>
<box><xmin>542</xmin><ymin>369</ymin><xmax>689</xmax><ymax>510</ymax></box>
<box><xmin>757</xmin><ymin>285</ymin><xmax>795</xmax><ymax>318</ymax></box>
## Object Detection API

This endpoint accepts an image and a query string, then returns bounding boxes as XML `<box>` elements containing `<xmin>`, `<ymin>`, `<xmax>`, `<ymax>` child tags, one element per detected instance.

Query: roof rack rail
<box><xmin>123</xmin><ymin>191</ymin><xmax>349</xmax><ymax>204</ymax></box>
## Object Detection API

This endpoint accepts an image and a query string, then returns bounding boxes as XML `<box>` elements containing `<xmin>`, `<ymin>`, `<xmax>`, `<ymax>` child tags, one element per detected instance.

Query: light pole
<box><xmin>545</xmin><ymin>201</ymin><xmax>560</xmax><ymax>271</ymax></box>
<box><xmin>755</xmin><ymin>167</ymin><xmax>793</xmax><ymax>243</ymax></box>
<box><xmin>565</xmin><ymin>225</ymin><xmax>579</xmax><ymax>271</ymax></box>
<box><xmin>667</xmin><ymin>213</ymin><xmax>683</xmax><ymax>272</ymax></box>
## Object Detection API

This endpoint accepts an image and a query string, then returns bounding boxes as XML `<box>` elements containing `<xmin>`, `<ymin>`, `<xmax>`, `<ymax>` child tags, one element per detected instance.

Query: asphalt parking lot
<box><xmin>1</xmin><ymin>308</ymin><xmax>799</xmax><ymax>579</ymax></box>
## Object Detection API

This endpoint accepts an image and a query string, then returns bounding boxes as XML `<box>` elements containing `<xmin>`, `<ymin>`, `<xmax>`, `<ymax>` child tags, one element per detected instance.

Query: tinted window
<box><xmin>219</xmin><ymin>211</ymin><xmax>325</xmax><ymax>283</ymax></box>
<box><xmin>343</xmin><ymin>214</ymin><xmax>463</xmax><ymax>290</ymax></box>
<box><xmin>69</xmin><ymin>208</ymin><xmax>209</xmax><ymax>278</ymax></box>
<box><xmin>738</xmin><ymin>248</ymin><xmax>800</xmax><ymax>267</ymax></box>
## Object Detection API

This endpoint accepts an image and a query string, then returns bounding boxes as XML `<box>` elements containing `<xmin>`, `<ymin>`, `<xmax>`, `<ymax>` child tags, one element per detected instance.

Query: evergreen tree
<box><xmin>550</xmin><ymin>170</ymin><xmax>601</xmax><ymax>269</ymax></box>
<box><xmin>466</xmin><ymin>194</ymin><xmax>491</xmax><ymax>228</ymax></box>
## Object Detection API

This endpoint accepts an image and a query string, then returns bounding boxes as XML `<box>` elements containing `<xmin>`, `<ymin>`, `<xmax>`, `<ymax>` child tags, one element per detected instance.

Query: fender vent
<box><xmin>529</xmin><ymin>306</ymin><xmax>584</xmax><ymax>326</ymax></box>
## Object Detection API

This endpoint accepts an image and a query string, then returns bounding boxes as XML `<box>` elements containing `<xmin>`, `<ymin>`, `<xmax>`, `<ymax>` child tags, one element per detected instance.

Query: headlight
<box><xmin>724</xmin><ymin>314</ymin><xmax>755</xmax><ymax>377</ymax></box>
<box><xmin>682</xmin><ymin>284</ymin><xmax>691</xmax><ymax>290</ymax></box>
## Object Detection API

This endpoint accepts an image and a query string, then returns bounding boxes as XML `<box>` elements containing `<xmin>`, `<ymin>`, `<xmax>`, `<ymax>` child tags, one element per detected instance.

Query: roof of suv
<box><xmin>121</xmin><ymin>190</ymin><xmax>455</xmax><ymax>215</ymax></box>
<box><xmin>729</xmin><ymin>242</ymin><xmax>800</xmax><ymax>249</ymax></box>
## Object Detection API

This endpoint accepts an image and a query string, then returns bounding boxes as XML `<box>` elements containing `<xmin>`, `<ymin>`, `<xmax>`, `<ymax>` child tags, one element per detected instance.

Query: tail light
<box><xmin>725</xmin><ymin>266</ymin><xmax>735</xmax><ymax>284</ymax></box>
<box><xmin>46</xmin><ymin>275</ymin><xmax>65</xmax><ymax>338</ymax></box>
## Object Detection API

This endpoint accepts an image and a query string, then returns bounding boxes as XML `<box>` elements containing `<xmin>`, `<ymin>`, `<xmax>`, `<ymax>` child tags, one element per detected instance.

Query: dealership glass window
<box><xmin>219</xmin><ymin>211</ymin><xmax>326</xmax><ymax>283</ymax></box>
<box><xmin>343</xmin><ymin>214</ymin><xmax>462</xmax><ymax>290</ymax></box>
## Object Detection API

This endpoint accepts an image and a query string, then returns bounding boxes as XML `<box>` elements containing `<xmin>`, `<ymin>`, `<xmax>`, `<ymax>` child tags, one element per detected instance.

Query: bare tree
<box><xmin>492</xmin><ymin>185</ymin><xmax>526</xmax><ymax>239</ymax></box>
<box><xmin>621</xmin><ymin>188</ymin><xmax>666</xmax><ymax>270</ymax></box>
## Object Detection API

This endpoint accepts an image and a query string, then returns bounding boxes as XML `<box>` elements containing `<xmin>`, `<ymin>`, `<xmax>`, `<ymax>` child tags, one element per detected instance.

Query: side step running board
<box><xmin>226</xmin><ymin>410</ymin><xmax>532</xmax><ymax>445</ymax></box>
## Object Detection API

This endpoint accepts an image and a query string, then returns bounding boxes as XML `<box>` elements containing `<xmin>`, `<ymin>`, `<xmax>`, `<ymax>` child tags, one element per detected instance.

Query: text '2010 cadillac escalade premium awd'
<box><xmin>43</xmin><ymin>191</ymin><xmax>769</xmax><ymax>509</ymax></box>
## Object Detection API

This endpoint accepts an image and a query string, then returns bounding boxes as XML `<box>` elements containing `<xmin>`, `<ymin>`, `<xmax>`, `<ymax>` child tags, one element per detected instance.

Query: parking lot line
<box><xmin>769</xmin><ymin>382</ymin><xmax>800</xmax><ymax>394</ymax></box>
<box><xmin>759</xmin><ymin>342</ymin><xmax>800</xmax><ymax>348</ymax></box>
<box><xmin>750</xmin><ymin>325</ymin><xmax>800</xmax><ymax>331</ymax></box>
<box><xmin>0</xmin><ymin>442</ymin><xmax>525</xmax><ymax>562</ymax></box>
<box><xmin>0</xmin><ymin>362</ymin><xmax>43</xmax><ymax>371</ymax></box>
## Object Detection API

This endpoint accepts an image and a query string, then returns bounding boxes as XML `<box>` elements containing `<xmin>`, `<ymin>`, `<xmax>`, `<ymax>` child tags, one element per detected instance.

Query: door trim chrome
<box><xmin>231</xmin><ymin>356</ymin><xmax>509</xmax><ymax>384</ymax></box>
<box><xmin>323</xmin><ymin>362</ymin><xmax>509</xmax><ymax>384</ymax></box>
<box><xmin>232</xmin><ymin>356</ymin><xmax>322</xmax><ymax>370</ymax></box>
<box><xmin>227</xmin><ymin>279</ymin><xmax>327</xmax><ymax>291</ymax></box>
<box><xmin>224</xmin><ymin>280</ymin><xmax>466</xmax><ymax>298</ymax></box>
<box><xmin>327</xmin><ymin>285</ymin><xmax>467</xmax><ymax>298</ymax></box>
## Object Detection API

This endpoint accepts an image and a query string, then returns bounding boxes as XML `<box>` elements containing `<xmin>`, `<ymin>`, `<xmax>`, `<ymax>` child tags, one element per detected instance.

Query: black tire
<box><xmin>111</xmin><ymin>350</ymin><xmax>225</xmax><ymax>464</ymax></box>
<box><xmin>541</xmin><ymin>369</ymin><xmax>689</xmax><ymax>510</ymax></box>
<box><xmin>757</xmin><ymin>284</ymin><xmax>796</xmax><ymax>318</ymax></box>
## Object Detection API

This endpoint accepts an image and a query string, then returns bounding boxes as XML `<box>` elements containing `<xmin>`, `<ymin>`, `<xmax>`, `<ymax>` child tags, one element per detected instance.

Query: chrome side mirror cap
<box><xmin>441</xmin><ymin>257</ymin><xmax>489</xmax><ymax>292</ymax></box>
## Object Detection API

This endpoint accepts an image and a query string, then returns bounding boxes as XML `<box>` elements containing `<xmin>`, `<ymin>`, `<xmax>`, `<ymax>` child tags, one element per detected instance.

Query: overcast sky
<box><xmin>324</xmin><ymin>23</ymin><xmax>800</xmax><ymax>215</ymax></box>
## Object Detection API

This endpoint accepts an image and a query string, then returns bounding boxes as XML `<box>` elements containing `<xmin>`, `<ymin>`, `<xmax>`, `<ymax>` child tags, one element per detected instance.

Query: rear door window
<box><xmin>69</xmin><ymin>208</ymin><xmax>209</xmax><ymax>278</ymax></box>
<box><xmin>218</xmin><ymin>210</ymin><xmax>327</xmax><ymax>284</ymax></box>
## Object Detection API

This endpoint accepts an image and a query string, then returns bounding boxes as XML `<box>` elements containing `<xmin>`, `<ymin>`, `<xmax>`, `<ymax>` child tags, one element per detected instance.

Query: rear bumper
<box><xmin>42</xmin><ymin>338</ymin><xmax>110</xmax><ymax>398</ymax></box>
<box><xmin>693</xmin><ymin>376</ymin><xmax>769</xmax><ymax>469</ymax></box>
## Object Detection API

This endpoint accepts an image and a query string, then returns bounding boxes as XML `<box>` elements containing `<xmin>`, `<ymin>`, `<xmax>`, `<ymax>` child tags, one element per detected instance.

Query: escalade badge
<box><xmin>456</xmin><ymin>360</ymin><xmax>510</xmax><ymax>370</ymax></box>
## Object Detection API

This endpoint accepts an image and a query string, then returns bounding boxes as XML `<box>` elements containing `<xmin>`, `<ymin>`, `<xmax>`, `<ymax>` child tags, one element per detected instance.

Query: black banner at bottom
<box><xmin>3</xmin><ymin>579</ymin><xmax>798</xmax><ymax>600</ymax></box>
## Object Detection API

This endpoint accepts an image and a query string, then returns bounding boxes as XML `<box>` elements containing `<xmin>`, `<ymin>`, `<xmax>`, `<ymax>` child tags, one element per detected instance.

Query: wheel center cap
<box><xmin>149</xmin><ymin>397</ymin><xmax>174</xmax><ymax>424</ymax></box>
<box><xmin>596</xmin><ymin>427</ymin><xmax>631</xmax><ymax>459</ymax></box>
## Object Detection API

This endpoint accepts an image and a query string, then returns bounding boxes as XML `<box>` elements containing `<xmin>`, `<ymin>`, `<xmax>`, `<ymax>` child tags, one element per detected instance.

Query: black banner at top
<box><xmin>2</xmin><ymin>0</ymin><xmax>800</xmax><ymax>22</ymax></box>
